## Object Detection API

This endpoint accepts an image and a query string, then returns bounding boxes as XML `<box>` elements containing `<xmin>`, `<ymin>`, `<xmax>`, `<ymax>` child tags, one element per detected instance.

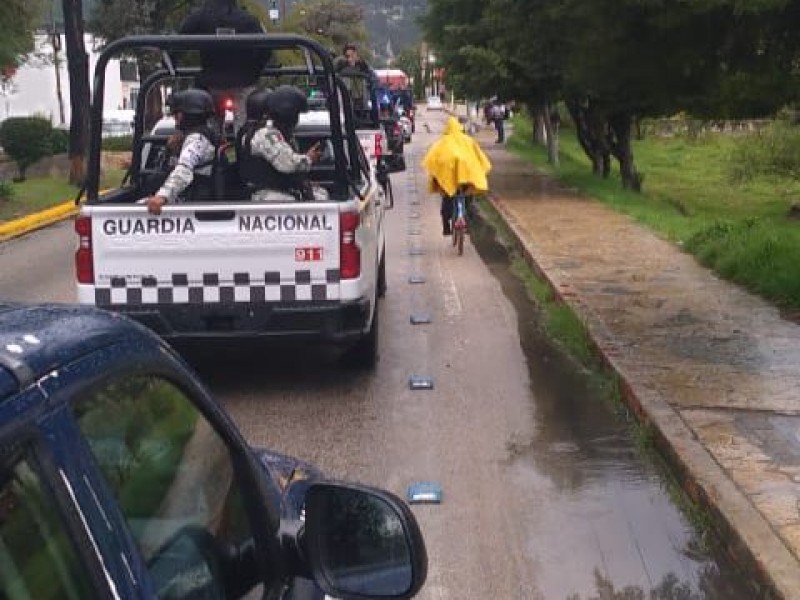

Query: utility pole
<box><xmin>270</xmin><ymin>0</ymin><xmax>279</xmax><ymax>26</ymax></box>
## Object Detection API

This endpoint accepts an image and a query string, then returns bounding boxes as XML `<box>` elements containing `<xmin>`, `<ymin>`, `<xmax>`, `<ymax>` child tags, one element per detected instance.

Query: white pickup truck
<box><xmin>75</xmin><ymin>34</ymin><xmax>397</xmax><ymax>367</ymax></box>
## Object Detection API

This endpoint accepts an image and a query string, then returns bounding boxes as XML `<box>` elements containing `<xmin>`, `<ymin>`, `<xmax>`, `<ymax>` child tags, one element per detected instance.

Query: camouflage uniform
<box><xmin>156</xmin><ymin>133</ymin><xmax>216</xmax><ymax>203</ymax></box>
<box><xmin>248</xmin><ymin>124</ymin><xmax>329</xmax><ymax>203</ymax></box>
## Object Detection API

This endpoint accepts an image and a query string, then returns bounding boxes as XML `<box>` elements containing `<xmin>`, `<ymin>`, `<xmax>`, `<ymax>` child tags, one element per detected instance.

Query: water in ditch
<box><xmin>468</xmin><ymin>211</ymin><xmax>763</xmax><ymax>599</ymax></box>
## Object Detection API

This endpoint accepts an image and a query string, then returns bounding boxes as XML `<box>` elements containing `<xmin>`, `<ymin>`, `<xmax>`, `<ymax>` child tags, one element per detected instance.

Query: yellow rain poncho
<box><xmin>422</xmin><ymin>116</ymin><xmax>491</xmax><ymax>197</ymax></box>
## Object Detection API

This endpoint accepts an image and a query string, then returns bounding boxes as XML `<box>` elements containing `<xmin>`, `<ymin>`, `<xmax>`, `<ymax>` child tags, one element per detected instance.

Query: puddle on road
<box><xmin>469</xmin><ymin>218</ymin><xmax>761</xmax><ymax>599</ymax></box>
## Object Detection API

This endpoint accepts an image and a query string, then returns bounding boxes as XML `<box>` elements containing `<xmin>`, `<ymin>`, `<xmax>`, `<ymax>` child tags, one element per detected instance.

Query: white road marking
<box><xmin>436</xmin><ymin>248</ymin><xmax>462</xmax><ymax>317</ymax></box>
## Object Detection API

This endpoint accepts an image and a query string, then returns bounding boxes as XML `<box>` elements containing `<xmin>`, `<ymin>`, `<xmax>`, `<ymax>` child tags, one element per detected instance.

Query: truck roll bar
<box><xmin>87</xmin><ymin>34</ymin><xmax>344</xmax><ymax>202</ymax></box>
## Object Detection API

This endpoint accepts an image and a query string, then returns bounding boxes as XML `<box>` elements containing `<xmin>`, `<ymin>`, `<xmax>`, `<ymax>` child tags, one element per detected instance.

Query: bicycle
<box><xmin>451</xmin><ymin>191</ymin><xmax>468</xmax><ymax>256</ymax></box>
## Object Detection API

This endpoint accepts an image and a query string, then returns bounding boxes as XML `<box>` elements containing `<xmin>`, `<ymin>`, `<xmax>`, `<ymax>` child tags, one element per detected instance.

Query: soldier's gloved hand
<box><xmin>146</xmin><ymin>195</ymin><xmax>167</xmax><ymax>215</ymax></box>
<box><xmin>306</xmin><ymin>142</ymin><xmax>322</xmax><ymax>163</ymax></box>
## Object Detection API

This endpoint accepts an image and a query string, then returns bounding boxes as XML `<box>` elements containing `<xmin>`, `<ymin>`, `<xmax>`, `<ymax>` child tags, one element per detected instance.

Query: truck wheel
<box><xmin>344</xmin><ymin>300</ymin><xmax>379</xmax><ymax>370</ymax></box>
<box><xmin>378</xmin><ymin>253</ymin><xmax>387</xmax><ymax>298</ymax></box>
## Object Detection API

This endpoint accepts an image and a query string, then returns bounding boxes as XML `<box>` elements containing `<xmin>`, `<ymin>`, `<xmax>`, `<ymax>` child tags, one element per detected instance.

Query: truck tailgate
<box><xmin>88</xmin><ymin>204</ymin><xmax>341</xmax><ymax>305</ymax></box>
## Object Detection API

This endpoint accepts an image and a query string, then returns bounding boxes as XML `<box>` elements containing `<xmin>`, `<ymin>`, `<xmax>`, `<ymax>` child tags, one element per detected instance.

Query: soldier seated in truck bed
<box><xmin>237</xmin><ymin>85</ymin><xmax>325</xmax><ymax>203</ymax></box>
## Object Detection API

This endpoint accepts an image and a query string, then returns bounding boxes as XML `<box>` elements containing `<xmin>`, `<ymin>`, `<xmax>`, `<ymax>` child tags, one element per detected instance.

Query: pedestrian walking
<box><xmin>491</xmin><ymin>102</ymin><xmax>506</xmax><ymax>143</ymax></box>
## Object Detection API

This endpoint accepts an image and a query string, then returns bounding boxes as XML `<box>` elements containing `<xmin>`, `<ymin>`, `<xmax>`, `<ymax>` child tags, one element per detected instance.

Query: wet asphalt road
<box><xmin>0</xmin><ymin>110</ymin><xmax>756</xmax><ymax>598</ymax></box>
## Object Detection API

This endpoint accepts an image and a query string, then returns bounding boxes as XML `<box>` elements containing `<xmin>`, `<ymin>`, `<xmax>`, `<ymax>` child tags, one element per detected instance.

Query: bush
<box><xmin>50</xmin><ymin>128</ymin><xmax>70</xmax><ymax>155</ymax></box>
<box><xmin>0</xmin><ymin>117</ymin><xmax>53</xmax><ymax>180</ymax></box>
<box><xmin>102</xmin><ymin>135</ymin><xmax>133</xmax><ymax>152</ymax></box>
<box><xmin>728</xmin><ymin>121</ymin><xmax>800</xmax><ymax>182</ymax></box>
<box><xmin>0</xmin><ymin>180</ymin><xmax>13</xmax><ymax>201</ymax></box>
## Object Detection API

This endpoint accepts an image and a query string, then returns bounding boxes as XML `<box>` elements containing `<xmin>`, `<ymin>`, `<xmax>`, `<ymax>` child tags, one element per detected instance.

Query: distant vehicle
<box><xmin>398</xmin><ymin>109</ymin><xmax>413</xmax><ymax>142</ymax></box>
<box><xmin>375</xmin><ymin>68</ymin><xmax>410</xmax><ymax>91</ymax></box>
<box><xmin>427</xmin><ymin>95</ymin><xmax>444</xmax><ymax>111</ymax></box>
<box><xmin>0</xmin><ymin>302</ymin><xmax>428</xmax><ymax>599</ymax></box>
<box><xmin>102</xmin><ymin>108</ymin><xmax>135</xmax><ymax>138</ymax></box>
<box><xmin>379</xmin><ymin>87</ymin><xmax>415</xmax><ymax>136</ymax></box>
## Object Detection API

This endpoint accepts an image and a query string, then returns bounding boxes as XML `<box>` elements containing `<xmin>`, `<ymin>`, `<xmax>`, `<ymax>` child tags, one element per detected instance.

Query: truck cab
<box><xmin>76</xmin><ymin>34</ymin><xmax>393</xmax><ymax>367</ymax></box>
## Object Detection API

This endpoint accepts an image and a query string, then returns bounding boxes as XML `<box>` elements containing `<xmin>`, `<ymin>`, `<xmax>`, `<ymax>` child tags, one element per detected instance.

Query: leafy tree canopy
<box><xmin>280</xmin><ymin>0</ymin><xmax>370</xmax><ymax>59</ymax></box>
<box><xmin>0</xmin><ymin>0</ymin><xmax>48</xmax><ymax>72</ymax></box>
<box><xmin>421</xmin><ymin>0</ymin><xmax>800</xmax><ymax>189</ymax></box>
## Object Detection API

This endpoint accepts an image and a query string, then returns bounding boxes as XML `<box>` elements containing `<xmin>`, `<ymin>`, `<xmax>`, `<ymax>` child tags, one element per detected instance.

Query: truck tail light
<box><xmin>374</xmin><ymin>133</ymin><xmax>383</xmax><ymax>158</ymax></box>
<box><xmin>340</xmin><ymin>211</ymin><xmax>361</xmax><ymax>280</ymax></box>
<box><xmin>75</xmin><ymin>215</ymin><xmax>94</xmax><ymax>284</ymax></box>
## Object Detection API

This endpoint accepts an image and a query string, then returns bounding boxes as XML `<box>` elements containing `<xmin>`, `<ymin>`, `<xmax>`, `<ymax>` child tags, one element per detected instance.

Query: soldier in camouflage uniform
<box><xmin>147</xmin><ymin>89</ymin><xmax>218</xmax><ymax>215</ymax></box>
<box><xmin>237</xmin><ymin>85</ymin><xmax>326</xmax><ymax>203</ymax></box>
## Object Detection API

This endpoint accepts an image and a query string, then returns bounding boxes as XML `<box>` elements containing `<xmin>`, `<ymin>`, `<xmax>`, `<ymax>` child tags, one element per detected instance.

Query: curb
<box><xmin>487</xmin><ymin>193</ymin><xmax>799</xmax><ymax>599</ymax></box>
<box><xmin>0</xmin><ymin>201</ymin><xmax>77</xmax><ymax>242</ymax></box>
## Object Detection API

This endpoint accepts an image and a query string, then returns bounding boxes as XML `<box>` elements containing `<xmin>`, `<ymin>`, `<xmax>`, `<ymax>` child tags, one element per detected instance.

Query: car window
<box><xmin>73</xmin><ymin>375</ymin><xmax>262</xmax><ymax>599</ymax></box>
<box><xmin>0</xmin><ymin>453</ymin><xmax>95</xmax><ymax>599</ymax></box>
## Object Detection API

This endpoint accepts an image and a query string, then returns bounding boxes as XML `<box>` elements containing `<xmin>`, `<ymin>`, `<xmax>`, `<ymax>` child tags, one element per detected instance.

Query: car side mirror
<box><xmin>303</xmin><ymin>482</ymin><xmax>427</xmax><ymax>599</ymax></box>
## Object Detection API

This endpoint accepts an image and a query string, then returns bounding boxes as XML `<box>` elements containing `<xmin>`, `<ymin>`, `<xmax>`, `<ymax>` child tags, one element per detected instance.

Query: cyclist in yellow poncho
<box><xmin>422</xmin><ymin>116</ymin><xmax>492</xmax><ymax>235</ymax></box>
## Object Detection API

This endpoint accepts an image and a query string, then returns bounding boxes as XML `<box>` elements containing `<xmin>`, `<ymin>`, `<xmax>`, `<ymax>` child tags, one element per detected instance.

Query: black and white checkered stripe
<box><xmin>94</xmin><ymin>270</ymin><xmax>341</xmax><ymax>306</ymax></box>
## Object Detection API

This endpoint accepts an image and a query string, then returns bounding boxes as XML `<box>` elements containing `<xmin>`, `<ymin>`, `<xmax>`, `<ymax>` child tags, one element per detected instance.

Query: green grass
<box><xmin>0</xmin><ymin>168</ymin><xmax>128</xmax><ymax>222</ymax></box>
<box><xmin>507</xmin><ymin>116</ymin><xmax>800</xmax><ymax>310</ymax></box>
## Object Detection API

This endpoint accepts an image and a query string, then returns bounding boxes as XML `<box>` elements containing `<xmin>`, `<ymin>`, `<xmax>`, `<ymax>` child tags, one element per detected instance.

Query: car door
<box><xmin>68</xmin><ymin>372</ymin><xmax>281</xmax><ymax>599</ymax></box>
<box><xmin>0</xmin><ymin>430</ymin><xmax>108</xmax><ymax>599</ymax></box>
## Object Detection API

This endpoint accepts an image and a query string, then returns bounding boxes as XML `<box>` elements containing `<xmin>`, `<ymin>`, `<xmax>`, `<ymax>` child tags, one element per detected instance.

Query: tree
<box><xmin>281</xmin><ymin>0</ymin><xmax>370</xmax><ymax>57</ymax></box>
<box><xmin>63</xmin><ymin>0</ymin><xmax>91</xmax><ymax>185</ymax></box>
<box><xmin>0</xmin><ymin>1</ymin><xmax>47</xmax><ymax>72</ymax></box>
<box><xmin>393</xmin><ymin>46</ymin><xmax>424</xmax><ymax>100</ymax></box>
<box><xmin>419</xmin><ymin>0</ymin><xmax>503</xmax><ymax>100</ymax></box>
<box><xmin>422</xmin><ymin>0</ymin><xmax>800</xmax><ymax>191</ymax></box>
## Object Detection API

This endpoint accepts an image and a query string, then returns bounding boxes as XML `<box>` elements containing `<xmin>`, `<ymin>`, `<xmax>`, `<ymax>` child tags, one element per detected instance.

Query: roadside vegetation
<box><xmin>0</xmin><ymin>168</ymin><xmax>127</xmax><ymax>222</ymax></box>
<box><xmin>507</xmin><ymin>114</ymin><xmax>800</xmax><ymax>313</ymax></box>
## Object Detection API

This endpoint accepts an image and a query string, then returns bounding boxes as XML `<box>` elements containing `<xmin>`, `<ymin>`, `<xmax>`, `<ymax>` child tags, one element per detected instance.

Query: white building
<box><xmin>1</xmin><ymin>33</ymin><xmax>136</xmax><ymax>127</ymax></box>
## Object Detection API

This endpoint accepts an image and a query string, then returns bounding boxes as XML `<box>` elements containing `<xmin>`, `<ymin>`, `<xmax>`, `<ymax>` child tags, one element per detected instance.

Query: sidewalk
<box><xmin>479</xmin><ymin>129</ymin><xmax>800</xmax><ymax>597</ymax></box>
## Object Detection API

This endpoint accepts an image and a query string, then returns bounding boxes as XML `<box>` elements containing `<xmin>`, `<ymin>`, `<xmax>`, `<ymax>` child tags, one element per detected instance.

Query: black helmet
<box><xmin>245</xmin><ymin>88</ymin><xmax>272</xmax><ymax>121</ymax></box>
<box><xmin>169</xmin><ymin>89</ymin><xmax>215</xmax><ymax>116</ymax></box>
<box><xmin>265</xmin><ymin>85</ymin><xmax>309</xmax><ymax>126</ymax></box>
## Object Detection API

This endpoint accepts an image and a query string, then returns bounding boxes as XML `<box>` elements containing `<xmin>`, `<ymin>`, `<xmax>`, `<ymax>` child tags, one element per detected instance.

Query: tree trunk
<box><xmin>567</xmin><ymin>98</ymin><xmax>611</xmax><ymax>177</ymax></box>
<box><xmin>565</xmin><ymin>99</ymin><xmax>594</xmax><ymax>165</ymax></box>
<box><xmin>542</xmin><ymin>101</ymin><xmax>559</xmax><ymax>167</ymax></box>
<box><xmin>63</xmin><ymin>0</ymin><xmax>90</xmax><ymax>186</ymax></box>
<box><xmin>608</xmin><ymin>112</ymin><xmax>641</xmax><ymax>192</ymax></box>
<box><xmin>51</xmin><ymin>34</ymin><xmax>66</xmax><ymax>126</ymax></box>
<box><xmin>586</xmin><ymin>101</ymin><xmax>611</xmax><ymax>178</ymax></box>
<box><xmin>533</xmin><ymin>108</ymin><xmax>546</xmax><ymax>145</ymax></box>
